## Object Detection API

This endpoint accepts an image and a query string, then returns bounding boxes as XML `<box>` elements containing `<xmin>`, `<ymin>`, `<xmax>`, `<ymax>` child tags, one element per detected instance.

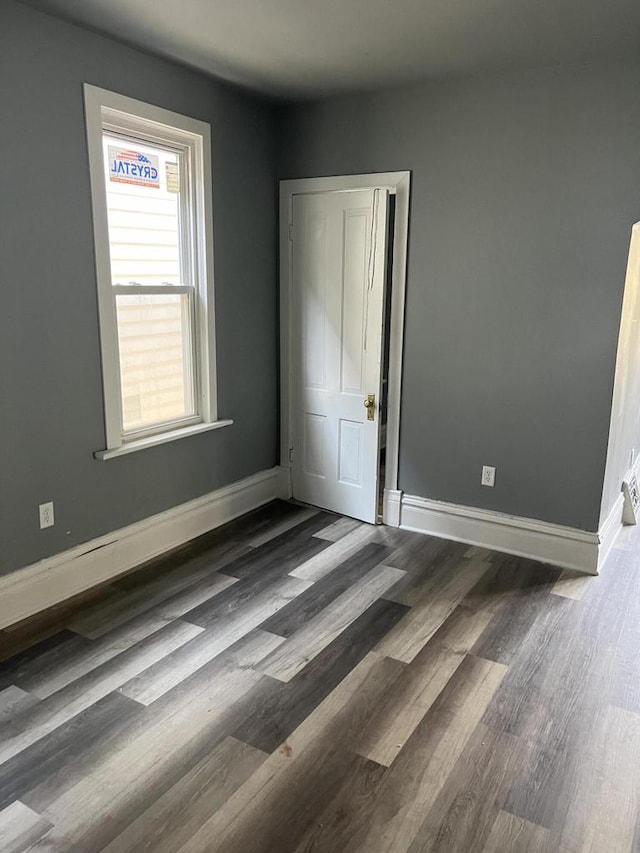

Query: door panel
<box><xmin>291</xmin><ymin>189</ymin><xmax>389</xmax><ymax>523</ymax></box>
<box><xmin>340</xmin><ymin>208</ymin><xmax>368</xmax><ymax>394</ymax></box>
<box><xmin>303</xmin><ymin>414</ymin><xmax>326</xmax><ymax>478</ymax></box>
<box><xmin>338</xmin><ymin>419</ymin><xmax>364</xmax><ymax>485</ymax></box>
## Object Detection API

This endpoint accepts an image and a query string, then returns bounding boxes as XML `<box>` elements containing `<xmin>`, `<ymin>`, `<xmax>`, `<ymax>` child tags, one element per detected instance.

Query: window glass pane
<box><xmin>116</xmin><ymin>292</ymin><xmax>196</xmax><ymax>433</ymax></box>
<box><xmin>103</xmin><ymin>136</ymin><xmax>184</xmax><ymax>287</ymax></box>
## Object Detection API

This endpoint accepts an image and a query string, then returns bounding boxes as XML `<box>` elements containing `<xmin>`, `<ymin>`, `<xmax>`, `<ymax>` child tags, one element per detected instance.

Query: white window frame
<box><xmin>84</xmin><ymin>84</ymin><xmax>231</xmax><ymax>460</ymax></box>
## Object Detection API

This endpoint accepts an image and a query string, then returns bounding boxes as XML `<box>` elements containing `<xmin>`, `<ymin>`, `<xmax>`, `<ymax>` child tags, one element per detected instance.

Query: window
<box><xmin>84</xmin><ymin>85</ymin><xmax>230</xmax><ymax>458</ymax></box>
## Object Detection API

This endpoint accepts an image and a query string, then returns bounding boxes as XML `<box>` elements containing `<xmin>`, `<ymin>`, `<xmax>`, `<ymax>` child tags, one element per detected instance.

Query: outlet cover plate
<box><xmin>481</xmin><ymin>465</ymin><xmax>496</xmax><ymax>487</ymax></box>
<box><xmin>39</xmin><ymin>501</ymin><xmax>54</xmax><ymax>529</ymax></box>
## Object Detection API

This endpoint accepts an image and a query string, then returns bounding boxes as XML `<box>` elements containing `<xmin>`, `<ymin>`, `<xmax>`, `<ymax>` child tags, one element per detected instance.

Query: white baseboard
<box><xmin>400</xmin><ymin>494</ymin><xmax>603</xmax><ymax>575</ymax></box>
<box><xmin>0</xmin><ymin>467</ymin><xmax>283</xmax><ymax>630</ymax></box>
<box><xmin>597</xmin><ymin>493</ymin><xmax>624</xmax><ymax>572</ymax></box>
<box><xmin>276</xmin><ymin>464</ymin><xmax>292</xmax><ymax>500</ymax></box>
<box><xmin>383</xmin><ymin>489</ymin><xmax>402</xmax><ymax>527</ymax></box>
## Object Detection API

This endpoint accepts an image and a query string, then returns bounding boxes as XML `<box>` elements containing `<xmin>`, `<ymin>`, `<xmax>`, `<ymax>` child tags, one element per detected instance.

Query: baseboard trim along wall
<box><xmin>0</xmin><ymin>467</ymin><xmax>289</xmax><ymax>630</ymax></box>
<box><xmin>383</xmin><ymin>489</ymin><xmax>402</xmax><ymax>528</ymax></box>
<box><xmin>597</xmin><ymin>492</ymin><xmax>624</xmax><ymax>572</ymax></box>
<box><xmin>400</xmin><ymin>493</ymin><xmax>623</xmax><ymax>575</ymax></box>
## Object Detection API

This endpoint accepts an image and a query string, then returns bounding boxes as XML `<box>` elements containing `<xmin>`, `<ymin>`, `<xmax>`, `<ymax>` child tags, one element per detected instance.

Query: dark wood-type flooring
<box><xmin>1</xmin><ymin>500</ymin><xmax>639</xmax><ymax>852</ymax></box>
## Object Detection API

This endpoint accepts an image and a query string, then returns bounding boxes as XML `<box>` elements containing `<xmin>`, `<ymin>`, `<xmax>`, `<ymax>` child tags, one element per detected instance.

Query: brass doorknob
<box><xmin>364</xmin><ymin>394</ymin><xmax>376</xmax><ymax>421</ymax></box>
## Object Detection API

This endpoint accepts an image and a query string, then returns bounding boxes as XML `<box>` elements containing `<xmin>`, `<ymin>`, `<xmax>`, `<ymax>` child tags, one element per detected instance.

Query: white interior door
<box><xmin>290</xmin><ymin>188</ymin><xmax>389</xmax><ymax>523</ymax></box>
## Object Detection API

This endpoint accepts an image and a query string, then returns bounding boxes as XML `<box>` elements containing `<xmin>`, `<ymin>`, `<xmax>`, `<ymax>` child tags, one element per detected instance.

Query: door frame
<box><xmin>279</xmin><ymin>171</ymin><xmax>411</xmax><ymax>526</ymax></box>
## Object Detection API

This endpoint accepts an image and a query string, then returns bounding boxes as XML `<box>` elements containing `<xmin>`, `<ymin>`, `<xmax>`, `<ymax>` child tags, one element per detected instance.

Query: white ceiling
<box><xmin>23</xmin><ymin>0</ymin><xmax>640</xmax><ymax>99</ymax></box>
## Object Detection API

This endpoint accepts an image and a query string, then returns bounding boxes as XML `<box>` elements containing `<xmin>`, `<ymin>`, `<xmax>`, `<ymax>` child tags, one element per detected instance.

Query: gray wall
<box><xmin>0</xmin><ymin>1</ymin><xmax>278</xmax><ymax>574</ymax></box>
<box><xmin>278</xmin><ymin>60</ymin><xmax>640</xmax><ymax>531</ymax></box>
<box><xmin>600</xmin><ymin>224</ymin><xmax>640</xmax><ymax>524</ymax></box>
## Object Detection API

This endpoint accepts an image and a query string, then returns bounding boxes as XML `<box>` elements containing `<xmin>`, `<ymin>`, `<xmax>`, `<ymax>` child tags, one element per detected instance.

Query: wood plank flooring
<box><xmin>0</xmin><ymin>500</ymin><xmax>639</xmax><ymax>852</ymax></box>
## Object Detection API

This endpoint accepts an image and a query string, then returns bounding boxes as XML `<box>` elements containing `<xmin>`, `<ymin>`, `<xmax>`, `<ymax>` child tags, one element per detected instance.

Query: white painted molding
<box><xmin>383</xmin><ymin>489</ymin><xmax>402</xmax><ymax>527</ymax></box>
<box><xmin>0</xmin><ymin>467</ymin><xmax>282</xmax><ymax>630</ymax></box>
<box><xmin>400</xmin><ymin>494</ymin><xmax>602</xmax><ymax>575</ymax></box>
<box><xmin>276</xmin><ymin>465</ymin><xmax>293</xmax><ymax>500</ymax></box>
<box><xmin>84</xmin><ymin>85</ymin><xmax>219</xmax><ymax>453</ymax></box>
<box><xmin>621</xmin><ymin>452</ymin><xmax>640</xmax><ymax>525</ymax></box>
<box><xmin>597</xmin><ymin>493</ymin><xmax>624</xmax><ymax>572</ymax></box>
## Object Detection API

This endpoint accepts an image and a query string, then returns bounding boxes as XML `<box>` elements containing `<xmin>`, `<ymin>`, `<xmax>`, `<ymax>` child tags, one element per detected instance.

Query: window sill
<box><xmin>94</xmin><ymin>419</ymin><xmax>233</xmax><ymax>460</ymax></box>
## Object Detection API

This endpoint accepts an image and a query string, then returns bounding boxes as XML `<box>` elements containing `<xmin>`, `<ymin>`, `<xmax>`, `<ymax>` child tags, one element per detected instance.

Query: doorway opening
<box><xmin>378</xmin><ymin>193</ymin><xmax>396</xmax><ymax>521</ymax></box>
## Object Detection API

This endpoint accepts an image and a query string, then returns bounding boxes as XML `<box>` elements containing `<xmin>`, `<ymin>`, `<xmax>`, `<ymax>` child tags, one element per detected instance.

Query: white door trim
<box><xmin>279</xmin><ymin>172</ymin><xmax>411</xmax><ymax>526</ymax></box>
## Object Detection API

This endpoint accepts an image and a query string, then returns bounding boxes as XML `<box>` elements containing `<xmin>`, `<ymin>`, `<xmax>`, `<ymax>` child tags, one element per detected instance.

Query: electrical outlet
<box><xmin>481</xmin><ymin>466</ymin><xmax>496</xmax><ymax>487</ymax></box>
<box><xmin>39</xmin><ymin>501</ymin><xmax>54</xmax><ymax>529</ymax></box>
